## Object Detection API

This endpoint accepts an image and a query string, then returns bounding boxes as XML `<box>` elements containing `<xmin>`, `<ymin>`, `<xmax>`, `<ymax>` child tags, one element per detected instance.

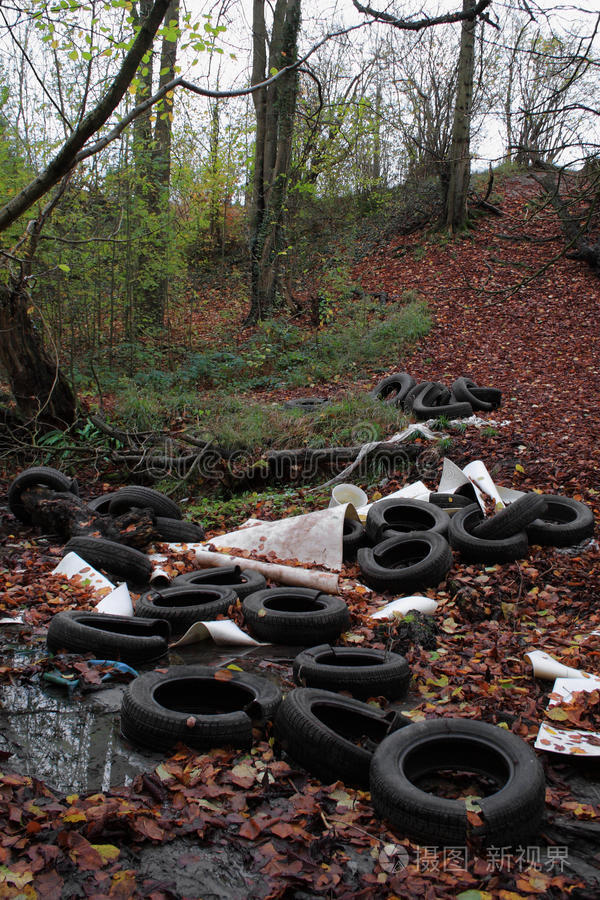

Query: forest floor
<box><xmin>1</xmin><ymin>172</ymin><xmax>600</xmax><ymax>898</ymax></box>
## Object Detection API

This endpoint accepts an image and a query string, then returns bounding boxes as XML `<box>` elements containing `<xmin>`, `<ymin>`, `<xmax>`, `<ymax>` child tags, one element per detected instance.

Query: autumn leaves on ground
<box><xmin>1</xmin><ymin>173</ymin><xmax>600</xmax><ymax>899</ymax></box>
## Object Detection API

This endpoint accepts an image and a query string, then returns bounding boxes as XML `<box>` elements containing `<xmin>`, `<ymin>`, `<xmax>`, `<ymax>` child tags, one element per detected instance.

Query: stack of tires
<box><xmin>369</xmin><ymin>372</ymin><xmax>502</xmax><ymax>420</ymax></box>
<box><xmin>356</xmin><ymin>498</ymin><xmax>453</xmax><ymax>592</ymax></box>
<box><xmin>448</xmin><ymin>493</ymin><xmax>594</xmax><ymax>563</ymax></box>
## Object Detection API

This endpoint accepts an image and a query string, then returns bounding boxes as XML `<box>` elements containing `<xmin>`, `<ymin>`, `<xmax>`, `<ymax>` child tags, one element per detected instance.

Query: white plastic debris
<box><xmin>53</xmin><ymin>552</ymin><xmax>114</xmax><ymax>593</ymax></box>
<box><xmin>535</xmin><ymin>676</ymin><xmax>600</xmax><ymax>756</ymax></box>
<box><xmin>357</xmin><ymin>480</ymin><xmax>431</xmax><ymax>518</ymax></box>
<box><xmin>169</xmin><ymin>619</ymin><xmax>267</xmax><ymax>648</ymax></box>
<box><xmin>370</xmin><ymin>596</ymin><xmax>439</xmax><ymax>619</ymax></box>
<box><xmin>95</xmin><ymin>582</ymin><xmax>134</xmax><ymax>617</ymax></box>
<box><xmin>525</xmin><ymin>649</ymin><xmax>593</xmax><ymax>681</ymax></box>
<box><xmin>329</xmin><ymin>484</ymin><xmax>368</xmax><ymax>509</ymax></box>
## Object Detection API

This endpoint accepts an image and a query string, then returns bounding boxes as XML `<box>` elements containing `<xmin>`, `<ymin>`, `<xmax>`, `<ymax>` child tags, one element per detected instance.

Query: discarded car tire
<box><xmin>293</xmin><ymin>644</ymin><xmax>410</xmax><ymax>700</ymax></box>
<box><xmin>47</xmin><ymin>610</ymin><xmax>170</xmax><ymax>664</ymax></box>
<box><xmin>8</xmin><ymin>466</ymin><xmax>79</xmax><ymax>524</ymax></box>
<box><xmin>525</xmin><ymin>495</ymin><xmax>595</xmax><ymax>547</ymax></box>
<box><xmin>153</xmin><ymin>517</ymin><xmax>206</xmax><ymax>543</ymax></box>
<box><xmin>370</xmin><ymin>373</ymin><xmax>416</xmax><ymax>407</ymax></box>
<box><xmin>242</xmin><ymin>588</ymin><xmax>350</xmax><ymax>645</ymax></box>
<box><xmin>448</xmin><ymin>506</ymin><xmax>528</xmax><ymax>564</ymax></box>
<box><xmin>366</xmin><ymin>498</ymin><xmax>450</xmax><ymax>543</ymax></box>
<box><xmin>135</xmin><ymin>585</ymin><xmax>237</xmax><ymax>632</ymax></box>
<box><xmin>121</xmin><ymin>665</ymin><xmax>282</xmax><ymax>752</ymax></box>
<box><xmin>411</xmin><ymin>382</ymin><xmax>473</xmax><ymax>420</ymax></box>
<box><xmin>357</xmin><ymin>532</ymin><xmax>452</xmax><ymax>593</ymax></box>
<box><xmin>65</xmin><ymin>536</ymin><xmax>152</xmax><ymax>585</ymax></box>
<box><xmin>343</xmin><ymin>518</ymin><xmax>370</xmax><ymax>561</ymax></box>
<box><xmin>451</xmin><ymin>377</ymin><xmax>502</xmax><ymax>412</ymax></box>
<box><xmin>428</xmin><ymin>493</ymin><xmax>474</xmax><ymax>516</ymax></box>
<box><xmin>172</xmin><ymin>565</ymin><xmax>266</xmax><ymax>600</ymax></box>
<box><xmin>472</xmin><ymin>493</ymin><xmax>547</xmax><ymax>540</ymax></box>
<box><xmin>108</xmin><ymin>486</ymin><xmax>182</xmax><ymax>520</ymax></box>
<box><xmin>402</xmin><ymin>381</ymin><xmax>446</xmax><ymax>413</ymax></box>
<box><xmin>87</xmin><ymin>492</ymin><xmax>121</xmax><ymax>514</ymax></box>
<box><xmin>274</xmin><ymin>687</ymin><xmax>412</xmax><ymax>787</ymax></box>
<box><xmin>370</xmin><ymin>718</ymin><xmax>546</xmax><ymax>846</ymax></box>
<box><xmin>284</xmin><ymin>397</ymin><xmax>329</xmax><ymax>411</ymax></box>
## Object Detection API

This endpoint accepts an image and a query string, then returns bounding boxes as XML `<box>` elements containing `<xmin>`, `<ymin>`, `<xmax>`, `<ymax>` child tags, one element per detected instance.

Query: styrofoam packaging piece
<box><xmin>53</xmin><ymin>552</ymin><xmax>114</xmax><ymax>593</ymax></box>
<box><xmin>329</xmin><ymin>484</ymin><xmax>368</xmax><ymax>509</ymax></box>
<box><xmin>356</xmin><ymin>480</ymin><xmax>430</xmax><ymax>517</ymax></box>
<box><xmin>525</xmin><ymin>649</ymin><xmax>592</xmax><ymax>681</ymax></box>
<box><xmin>95</xmin><ymin>582</ymin><xmax>134</xmax><ymax>617</ymax></box>
<box><xmin>370</xmin><ymin>596</ymin><xmax>439</xmax><ymax>619</ymax></box>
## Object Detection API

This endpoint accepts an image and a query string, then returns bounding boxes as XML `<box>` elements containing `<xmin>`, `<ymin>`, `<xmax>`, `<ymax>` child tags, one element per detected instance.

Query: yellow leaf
<box><xmin>63</xmin><ymin>810</ymin><xmax>87</xmax><ymax>823</ymax></box>
<box><xmin>92</xmin><ymin>844</ymin><xmax>120</xmax><ymax>863</ymax></box>
<box><xmin>515</xmin><ymin>464</ymin><xmax>525</xmax><ymax>473</ymax></box>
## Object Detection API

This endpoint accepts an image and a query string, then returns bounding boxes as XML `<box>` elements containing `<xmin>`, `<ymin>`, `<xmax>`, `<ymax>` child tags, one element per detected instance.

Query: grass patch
<box><xmin>113</xmin><ymin>391</ymin><xmax>411</xmax><ymax>455</ymax></box>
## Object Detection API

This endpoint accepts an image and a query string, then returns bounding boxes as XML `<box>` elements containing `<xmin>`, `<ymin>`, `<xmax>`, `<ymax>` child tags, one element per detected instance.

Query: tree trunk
<box><xmin>246</xmin><ymin>0</ymin><xmax>301</xmax><ymax>325</ymax></box>
<box><xmin>135</xmin><ymin>0</ymin><xmax>179</xmax><ymax>326</ymax></box>
<box><xmin>20</xmin><ymin>486</ymin><xmax>157</xmax><ymax>548</ymax></box>
<box><xmin>445</xmin><ymin>0</ymin><xmax>476</xmax><ymax>231</ymax></box>
<box><xmin>0</xmin><ymin>283</ymin><xmax>76</xmax><ymax>427</ymax></box>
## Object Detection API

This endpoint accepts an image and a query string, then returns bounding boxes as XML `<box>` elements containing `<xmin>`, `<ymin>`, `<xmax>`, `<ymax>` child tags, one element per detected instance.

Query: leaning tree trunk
<box><xmin>445</xmin><ymin>0</ymin><xmax>476</xmax><ymax>231</ymax></box>
<box><xmin>0</xmin><ymin>283</ymin><xmax>76</xmax><ymax>427</ymax></box>
<box><xmin>246</xmin><ymin>0</ymin><xmax>301</xmax><ymax>325</ymax></box>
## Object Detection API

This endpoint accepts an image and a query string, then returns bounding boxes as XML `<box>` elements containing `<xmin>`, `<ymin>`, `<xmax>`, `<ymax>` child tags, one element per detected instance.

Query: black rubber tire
<box><xmin>274</xmin><ymin>687</ymin><xmax>412</xmax><ymax>787</ymax></box>
<box><xmin>428</xmin><ymin>493</ymin><xmax>474</xmax><ymax>515</ymax></box>
<box><xmin>358</xmin><ymin>532</ymin><xmax>452</xmax><ymax>593</ymax></box>
<box><xmin>448</xmin><ymin>505</ymin><xmax>529</xmax><ymax>564</ymax></box>
<box><xmin>293</xmin><ymin>644</ymin><xmax>410</xmax><ymax>700</ymax></box>
<box><xmin>242</xmin><ymin>588</ymin><xmax>350</xmax><ymax>645</ymax></box>
<box><xmin>370</xmin><ymin>718</ymin><xmax>546</xmax><ymax>846</ymax></box>
<box><xmin>121</xmin><ymin>665</ymin><xmax>282</xmax><ymax>753</ymax></box>
<box><xmin>284</xmin><ymin>397</ymin><xmax>329</xmax><ymax>411</ymax></box>
<box><xmin>411</xmin><ymin>382</ymin><xmax>473</xmax><ymax>420</ymax></box>
<box><xmin>172</xmin><ymin>565</ymin><xmax>267</xmax><ymax>600</ymax></box>
<box><xmin>65</xmin><ymin>536</ymin><xmax>152</xmax><ymax>585</ymax></box>
<box><xmin>402</xmin><ymin>381</ymin><xmax>445</xmax><ymax>413</ymax></box>
<box><xmin>370</xmin><ymin>373</ymin><xmax>416</xmax><ymax>407</ymax></box>
<box><xmin>343</xmin><ymin>518</ymin><xmax>370</xmax><ymax>562</ymax></box>
<box><xmin>153</xmin><ymin>517</ymin><xmax>206</xmax><ymax>543</ymax></box>
<box><xmin>472</xmin><ymin>493</ymin><xmax>547</xmax><ymax>540</ymax></box>
<box><xmin>525</xmin><ymin>494</ymin><xmax>595</xmax><ymax>547</ymax></box>
<box><xmin>8</xmin><ymin>466</ymin><xmax>79</xmax><ymax>524</ymax></box>
<box><xmin>87</xmin><ymin>492</ymin><xmax>121</xmax><ymax>515</ymax></box>
<box><xmin>135</xmin><ymin>585</ymin><xmax>237</xmax><ymax>632</ymax></box>
<box><xmin>366</xmin><ymin>498</ymin><xmax>450</xmax><ymax>543</ymax></box>
<box><xmin>108</xmin><ymin>486</ymin><xmax>182</xmax><ymax>520</ymax></box>
<box><xmin>47</xmin><ymin>610</ymin><xmax>170</xmax><ymax>664</ymax></box>
<box><xmin>452</xmin><ymin>376</ymin><xmax>502</xmax><ymax>411</ymax></box>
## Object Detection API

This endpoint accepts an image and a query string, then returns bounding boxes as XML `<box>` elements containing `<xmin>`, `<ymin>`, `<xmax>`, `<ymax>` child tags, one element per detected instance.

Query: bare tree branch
<box><xmin>352</xmin><ymin>0</ymin><xmax>496</xmax><ymax>30</ymax></box>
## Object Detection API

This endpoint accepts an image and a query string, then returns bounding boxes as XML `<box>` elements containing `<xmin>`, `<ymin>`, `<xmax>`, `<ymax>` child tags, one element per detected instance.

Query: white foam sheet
<box><xmin>370</xmin><ymin>596</ymin><xmax>439</xmax><ymax>619</ymax></box>
<box><xmin>525</xmin><ymin>649</ymin><xmax>593</xmax><ymax>681</ymax></box>
<box><xmin>53</xmin><ymin>551</ymin><xmax>134</xmax><ymax>615</ymax></box>
<box><xmin>95</xmin><ymin>582</ymin><xmax>134</xmax><ymax>616</ymax></box>
<box><xmin>207</xmin><ymin>503</ymin><xmax>355</xmax><ymax>570</ymax></box>
<box><xmin>535</xmin><ymin>677</ymin><xmax>600</xmax><ymax>756</ymax></box>
<box><xmin>53</xmin><ymin>552</ymin><xmax>114</xmax><ymax>593</ymax></box>
<box><xmin>437</xmin><ymin>458</ymin><xmax>526</xmax><ymax>513</ymax></box>
<box><xmin>356</xmin><ymin>480</ymin><xmax>431</xmax><ymax>517</ymax></box>
<box><xmin>169</xmin><ymin>620</ymin><xmax>267</xmax><ymax>648</ymax></box>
